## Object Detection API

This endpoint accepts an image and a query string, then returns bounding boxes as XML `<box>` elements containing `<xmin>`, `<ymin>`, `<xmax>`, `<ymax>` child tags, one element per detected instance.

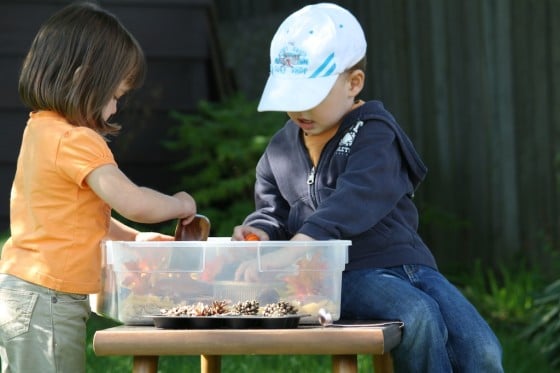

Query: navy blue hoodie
<box><xmin>244</xmin><ymin>100</ymin><xmax>437</xmax><ymax>271</ymax></box>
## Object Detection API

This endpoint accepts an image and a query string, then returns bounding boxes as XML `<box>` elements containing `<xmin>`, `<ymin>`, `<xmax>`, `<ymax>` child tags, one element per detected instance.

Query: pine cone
<box><xmin>161</xmin><ymin>305</ymin><xmax>191</xmax><ymax>316</ymax></box>
<box><xmin>232</xmin><ymin>300</ymin><xmax>260</xmax><ymax>315</ymax></box>
<box><xmin>209</xmin><ymin>300</ymin><xmax>230</xmax><ymax>315</ymax></box>
<box><xmin>263</xmin><ymin>301</ymin><xmax>298</xmax><ymax>316</ymax></box>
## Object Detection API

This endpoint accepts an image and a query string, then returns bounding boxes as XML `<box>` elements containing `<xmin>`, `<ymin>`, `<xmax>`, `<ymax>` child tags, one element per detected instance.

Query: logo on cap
<box><xmin>272</xmin><ymin>43</ymin><xmax>308</xmax><ymax>76</ymax></box>
<box><xmin>272</xmin><ymin>42</ymin><xmax>338</xmax><ymax>79</ymax></box>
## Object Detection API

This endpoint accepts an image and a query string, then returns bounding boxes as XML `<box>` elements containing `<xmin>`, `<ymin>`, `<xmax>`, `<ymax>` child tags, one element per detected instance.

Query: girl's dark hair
<box><xmin>18</xmin><ymin>1</ymin><xmax>146</xmax><ymax>136</ymax></box>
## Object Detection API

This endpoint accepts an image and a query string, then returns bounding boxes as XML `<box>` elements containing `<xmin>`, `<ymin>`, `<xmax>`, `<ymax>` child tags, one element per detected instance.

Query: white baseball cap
<box><xmin>257</xmin><ymin>3</ymin><xmax>366</xmax><ymax>112</ymax></box>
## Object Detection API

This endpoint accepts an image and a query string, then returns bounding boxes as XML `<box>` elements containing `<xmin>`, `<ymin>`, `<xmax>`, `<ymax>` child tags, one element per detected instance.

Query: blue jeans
<box><xmin>341</xmin><ymin>265</ymin><xmax>504</xmax><ymax>373</ymax></box>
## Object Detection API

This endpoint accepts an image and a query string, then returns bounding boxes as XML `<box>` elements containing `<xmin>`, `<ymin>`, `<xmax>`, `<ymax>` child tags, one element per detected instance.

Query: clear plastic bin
<box><xmin>94</xmin><ymin>238</ymin><xmax>349</xmax><ymax>325</ymax></box>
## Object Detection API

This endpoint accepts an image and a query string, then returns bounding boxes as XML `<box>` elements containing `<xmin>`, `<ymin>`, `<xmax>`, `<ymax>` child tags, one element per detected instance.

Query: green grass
<box><xmin>496</xmin><ymin>325</ymin><xmax>554</xmax><ymax>373</ymax></box>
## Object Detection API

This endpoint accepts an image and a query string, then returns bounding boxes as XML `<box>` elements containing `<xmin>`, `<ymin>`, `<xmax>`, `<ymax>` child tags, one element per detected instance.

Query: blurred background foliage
<box><xmin>163</xmin><ymin>94</ymin><xmax>286</xmax><ymax>236</ymax></box>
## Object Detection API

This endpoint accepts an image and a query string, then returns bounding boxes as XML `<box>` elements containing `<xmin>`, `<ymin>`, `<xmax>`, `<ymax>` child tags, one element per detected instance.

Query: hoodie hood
<box><xmin>345</xmin><ymin>101</ymin><xmax>427</xmax><ymax>190</ymax></box>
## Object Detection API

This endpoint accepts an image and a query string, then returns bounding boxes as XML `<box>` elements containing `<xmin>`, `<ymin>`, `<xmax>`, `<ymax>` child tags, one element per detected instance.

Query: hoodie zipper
<box><xmin>307</xmin><ymin>167</ymin><xmax>316</xmax><ymax>185</ymax></box>
<box><xmin>305</xmin><ymin>119</ymin><xmax>364</xmax><ymax>207</ymax></box>
<box><xmin>305</xmin><ymin>128</ymin><xmax>343</xmax><ymax>205</ymax></box>
<box><xmin>307</xmin><ymin>165</ymin><xmax>318</xmax><ymax>208</ymax></box>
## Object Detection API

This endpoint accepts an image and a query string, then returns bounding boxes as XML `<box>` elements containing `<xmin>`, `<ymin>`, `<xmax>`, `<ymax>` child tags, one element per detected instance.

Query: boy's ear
<box><xmin>348</xmin><ymin>69</ymin><xmax>365</xmax><ymax>96</ymax></box>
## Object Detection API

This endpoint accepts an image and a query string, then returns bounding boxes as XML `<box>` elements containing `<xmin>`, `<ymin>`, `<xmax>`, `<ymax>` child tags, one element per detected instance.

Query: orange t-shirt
<box><xmin>0</xmin><ymin>111</ymin><xmax>116</xmax><ymax>294</ymax></box>
<box><xmin>303</xmin><ymin>125</ymin><xmax>340</xmax><ymax>166</ymax></box>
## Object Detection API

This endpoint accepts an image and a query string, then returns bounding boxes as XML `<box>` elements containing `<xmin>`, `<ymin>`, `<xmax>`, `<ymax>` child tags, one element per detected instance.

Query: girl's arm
<box><xmin>86</xmin><ymin>164</ymin><xmax>196</xmax><ymax>224</ymax></box>
<box><xmin>105</xmin><ymin>217</ymin><xmax>175</xmax><ymax>241</ymax></box>
<box><xmin>105</xmin><ymin>217</ymin><xmax>138</xmax><ymax>241</ymax></box>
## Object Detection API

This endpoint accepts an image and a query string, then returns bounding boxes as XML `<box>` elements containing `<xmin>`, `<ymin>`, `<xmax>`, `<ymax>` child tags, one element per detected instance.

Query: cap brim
<box><xmin>257</xmin><ymin>74</ymin><xmax>339</xmax><ymax>112</ymax></box>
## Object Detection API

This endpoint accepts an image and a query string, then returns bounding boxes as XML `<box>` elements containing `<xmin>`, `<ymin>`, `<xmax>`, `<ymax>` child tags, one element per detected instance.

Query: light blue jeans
<box><xmin>341</xmin><ymin>265</ymin><xmax>504</xmax><ymax>373</ymax></box>
<box><xmin>0</xmin><ymin>274</ymin><xmax>90</xmax><ymax>373</ymax></box>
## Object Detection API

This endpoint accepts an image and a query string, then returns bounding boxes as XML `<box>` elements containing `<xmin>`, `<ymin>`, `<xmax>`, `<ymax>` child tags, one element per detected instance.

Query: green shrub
<box><xmin>449</xmin><ymin>260</ymin><xmax>555</xmax><ymax>372</ymax></box>
<box><xmin>450</xmin><ymin>260</ymin><xmax>540</xmax><ymax>329</ymax></box>
<box><xmin>417</xmin><ymin>207</ymin><xmax>560</xmax><ymax>371</ymax></box>
<box><xmin>522</xmin><ymin>278</ymin><xmax>560</xmax><ymax>369</ymax></box>
<box><xmin>163</xmin><ymin>94</ymin><xmax>286</xmax><ymax>236</ymax></box>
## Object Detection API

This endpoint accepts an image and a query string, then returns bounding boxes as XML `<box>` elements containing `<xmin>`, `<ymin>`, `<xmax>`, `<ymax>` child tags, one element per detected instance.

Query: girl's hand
<box><xmin>172</xmin><ymin>191</ymin><xmax>197</xmax><ymax>224</ymax></box>
<box><xmin>135</xmin><ymin>232</ymin><xmax>174</xmax><ymax>241</ymax></box>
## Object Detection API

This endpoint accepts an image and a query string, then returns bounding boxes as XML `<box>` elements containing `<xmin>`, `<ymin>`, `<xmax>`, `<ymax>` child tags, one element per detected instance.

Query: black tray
<box><xmin>151</xmin><ymin>314</ymin><xmax>306</xmax><ymax>329</ymax></box>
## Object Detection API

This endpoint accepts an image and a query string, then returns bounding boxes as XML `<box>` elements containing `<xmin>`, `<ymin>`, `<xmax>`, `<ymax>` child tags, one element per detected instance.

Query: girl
<box><xmin>0</xmin><ymin>2</ymin><xmax>196</xmax><ymax>372</ymax></box>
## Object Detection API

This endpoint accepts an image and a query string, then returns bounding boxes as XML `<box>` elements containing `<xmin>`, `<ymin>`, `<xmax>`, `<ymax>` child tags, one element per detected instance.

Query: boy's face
<box><xmin>287</xmin><ymin>70</ymin><xmax>364</xmax><ymax>136</ymax></box>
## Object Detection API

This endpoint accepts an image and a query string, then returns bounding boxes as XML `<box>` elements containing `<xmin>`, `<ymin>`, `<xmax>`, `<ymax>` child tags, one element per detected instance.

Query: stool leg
<box><xmin>201</xmin><ymin>355</ymin><xmax>221</xmax><ymax>373</ymax></box>
<box><xmin>372</xmin><ymin>354</ymin><xmax>394</xmax><ymax>373</ymax></box>
<box><xmin>132</xmin><ymin>356</ymin><xmax>158</xmax><ymax>373</ymax></box>
<box><xmin>332</xmin><ymin>355</ymin><xmax>357</xmax><ymax>373</ymax></box>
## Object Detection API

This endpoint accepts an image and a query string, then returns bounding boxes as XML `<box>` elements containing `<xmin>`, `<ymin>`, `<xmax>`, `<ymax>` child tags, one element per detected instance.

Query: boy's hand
<box><xmin>290</xmin><ymin>233</ymin><xmax>315</xmax><ymax>241</ymax></box>
<box><xmin>231</xmin><ymin>225</ymin><xmax>269</xmax><ymax>241</ymax></box>
<box><xmin>234</xmin><ymin>258</ymin><xmax>260</xmax><ymax>282</ymax></box>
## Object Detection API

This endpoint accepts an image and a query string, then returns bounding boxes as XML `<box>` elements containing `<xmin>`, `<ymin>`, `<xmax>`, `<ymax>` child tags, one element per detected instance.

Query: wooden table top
<box><xmin>93</xmin><ymin>323</ymin><xmax>402</xmax><ymax>357</ymax></box>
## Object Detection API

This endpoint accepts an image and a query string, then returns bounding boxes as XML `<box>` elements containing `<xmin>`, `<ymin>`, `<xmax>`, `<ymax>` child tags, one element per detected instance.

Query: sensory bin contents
<box><xmin>153</xmin><ymin>300</ymin><xmax>306</xmax><ymax>329</ymax></box>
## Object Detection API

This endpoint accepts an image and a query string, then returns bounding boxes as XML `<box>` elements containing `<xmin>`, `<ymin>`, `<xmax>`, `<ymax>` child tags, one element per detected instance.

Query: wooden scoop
<box><xmin>174</xmin><ymin>214</ymin><xmax>211</xmax><ymax>241</ymax></box>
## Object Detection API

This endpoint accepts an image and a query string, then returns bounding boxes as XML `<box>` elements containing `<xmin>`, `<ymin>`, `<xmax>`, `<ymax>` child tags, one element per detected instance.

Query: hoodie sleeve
<box><xmin>242</xmin><ymin>151</ymin><xmax>292</xmax><ymax>240</ymax></box>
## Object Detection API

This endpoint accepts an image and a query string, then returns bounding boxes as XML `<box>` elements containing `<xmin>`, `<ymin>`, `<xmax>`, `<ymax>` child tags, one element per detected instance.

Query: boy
<box><xmin>232</xmin><ymin>3</ymin><xmax>504</xmax><ymax>372</ymax></box>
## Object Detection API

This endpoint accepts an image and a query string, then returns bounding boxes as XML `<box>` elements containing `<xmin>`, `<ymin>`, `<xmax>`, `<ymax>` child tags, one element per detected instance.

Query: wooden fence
<box><xmin>1</xmin><ymin>0</ymin><xmax>558</xmax><ymax>268</ymax></box>
<box><xmin>214</xmin><ymin>0</ymin><xmax>560</xmax><ymax>268</ymax></box>
<box><xmin>0</xmin><ymin>0</ymin><xmax>232</xmax><ymax>237</ymax></box>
